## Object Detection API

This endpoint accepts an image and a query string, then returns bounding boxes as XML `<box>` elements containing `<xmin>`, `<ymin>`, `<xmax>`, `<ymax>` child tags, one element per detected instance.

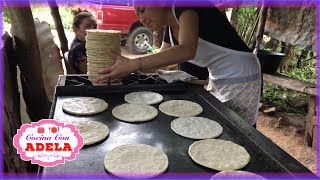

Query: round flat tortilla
<box><xmin>65</xmin><ymin>120</ymin><xmax>109</xmax><ymax>145</ymax></box>
<box><xmin>171</xmin><ymin>117</ymin><xmax>223</xmax><ymax>139</ymax></box>
<box><xmin>159</xmin><ymin>100</ymin><xmax>203</xmax><ymax>117</ymax></box>
<box><xmin>104</xmin><ymin>144</ymin><xmax>168</xmax><ymax>178</ymax></box>
<box><xmin>62</xmin><ymin>97</ymin><xmax>108</xmax><ymax>115</ymax></box>
<box><xmin>211</xmin><ymin>171</ymin><xmax>266</xmax><ymax>179</ymax></box>
<box><xmin>124</xmin><ymin>91</ymin><xmax>163</xmax><ymax>105</ymax></box>
<box><xmin>189</xmin><ymin>139</ymin><xmax>250</xmax><ymax>171</ymax></box>
<box><xmin>112</xmin><ymin>103</ymin><xmax>158</xmax><ymax>122</ymax></box>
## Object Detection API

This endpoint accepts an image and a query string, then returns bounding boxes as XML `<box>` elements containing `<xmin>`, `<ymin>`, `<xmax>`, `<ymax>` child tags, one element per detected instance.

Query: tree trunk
<box><xmin>297</xmin><ymin>49</ymin><xmax>308</xmax><ymax>67</ymax></box>
<box><xmin>280</xmin><ymin>41</ymin><xmax>286</xmax><ymax>53</ymax></box>
<box><xmin>5</xmin><ymin>5</ymin><xmax>50</xmax><ymax>121</ymax></box>
<box><xmin>240</xmin><ymin>11</ymin><xmax>248</xmax><ymax>39</ymax></box>
<box><xmin>280</xmin><ymin>44</ymin><xmax>296</xmax><ymax>72</ymax></box>
<box><xmin>247</xmin><ymin>8</ymin><xmax>260</xmax><ymax>46</ymax></box>
<box><xmin>230</xmin><ymin>8</ymin><xmax>240</xmax><ymax>32</ymax></box>
<box><xmin>49</xmin><ymin>1</ymin><xmax>69</xmax><ymax>55</ymax></box>
<box><xmin>34</xmin><ymin>19</ymin><xmax>64</xmax><ymax>101</ymax></box>
<box><xmin>3</xmin><ymin>33</ymin><xmax>34</xmax><ymax>173</ymax></box>
<box><xmin>254</xmin><ymin>6</ymin><xmax>268</xmax><ymax>51</ymax></box>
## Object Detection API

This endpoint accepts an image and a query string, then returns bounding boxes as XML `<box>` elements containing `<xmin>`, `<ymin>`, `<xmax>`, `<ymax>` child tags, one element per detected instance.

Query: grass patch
<box><xmin>261</xmin><ymin>83</ymin><xmax>309</xmax><ymax>115</ymax></box>
<box><xmin>261</xmin><ymin>55</ymin><xmax>316</xmax><ymax>115</ymax></box>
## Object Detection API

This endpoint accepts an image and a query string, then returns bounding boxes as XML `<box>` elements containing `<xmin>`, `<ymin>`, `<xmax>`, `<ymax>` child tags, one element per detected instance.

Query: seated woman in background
<box><xmin>68</xmin><ymin>9</ymin><xmax>97</xmax><ymax>74</ymax></box>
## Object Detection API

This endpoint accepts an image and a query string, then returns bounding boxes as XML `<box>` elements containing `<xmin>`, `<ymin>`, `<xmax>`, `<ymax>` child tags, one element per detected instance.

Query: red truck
<box><xmin>83</xmin><ymin>1</ymin><xmax>153</xmax><ymax>54</ymax></box>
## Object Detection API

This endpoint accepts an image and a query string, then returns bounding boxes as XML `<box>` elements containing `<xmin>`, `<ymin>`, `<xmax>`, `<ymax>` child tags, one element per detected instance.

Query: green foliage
<box><xmin>31</xmin><ymin>6</ymin><xmax>74</xmax><ymax>31</ymax></box>
<box><xmin>283</xmin><ymin>60</ymin><xmax>316</xmax><ymax>84</ymax></box>
<box><xmin>261</xmin><ymin>58</ymin><xmax>316</xmax><ymax>115</ymax></box>
<box><xmin>235</xmin><ymin>7</ymin><xmax>258</xmax><ymax>47</ymax></box>
<box><xmin>279</xmin><ymin>46</ymin><xmax>316</xmax><ymax>84</ymax></box>
<box><xmin>3</xmin><ymin>8</ymin><xmax>10</xmax><ymax>23</ymax></box>
<box><xmin>261</xmin><ymin>84</ymin><xmax>309</xmax><ymax>115</ymax></box>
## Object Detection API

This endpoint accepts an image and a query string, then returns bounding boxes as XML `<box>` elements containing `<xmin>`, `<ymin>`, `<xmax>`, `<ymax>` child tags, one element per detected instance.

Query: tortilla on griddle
<box><xmin>171</xmin><ymin>117</ymin><xmax>223</xmax><ymax>139</ymax></box>
<box><xmin>159</xmin><ymin>100</ymin><xmax>203</xmax><ymax>117</ymax></box>
<box><xmin>62</xmin><ymin>97</ymin><xmax>108</xmax><ymax>115</ymax></box>
<box><xmin>65</xmin><ymin>120</ymin><xmax>109</xmax><ymax>145</ymax></box>
<box><xmin>104</xmin><ymin>144</ymin><xmax>168</xmax><ymax>178</ymax></box>
<box><xmin>210</xmin><ymin>170</ymin><xmax>266</xmax><ymax>179</ymax></box>
<box><xmin>124</xmin><ymin>91</ymin><xmax>163</xmax><ymax>105</ymax></box>
<box><xmin>188</xmin><ymin>139</ymin><xmax>250</xmax><ymax>171</ymax></box>
<box><xmin>112</xmin><ymin>103</ymin><xmax>158</xmax><ymax>122</ymax></box>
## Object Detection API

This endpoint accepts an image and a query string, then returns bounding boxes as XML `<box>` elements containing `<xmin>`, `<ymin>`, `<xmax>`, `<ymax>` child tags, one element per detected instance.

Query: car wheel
<box><xmin>127</xmin><ymin>26</ymin><xmax>153</xmax><ymax>54</ymax></box>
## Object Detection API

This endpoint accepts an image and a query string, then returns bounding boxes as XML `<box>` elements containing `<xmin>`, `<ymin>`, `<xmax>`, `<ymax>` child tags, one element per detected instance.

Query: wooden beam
<box><xmin>4</xmin><ymin>5</ymin><xmax>51</xmax><ymax>120</ymax></box>
<box><xmin>3</xmin><ymin>33</ymin><xmax>31</xmax><ymax>173</ymax></box>
<box><xmin>305</xmin><ymin>96</ymin><xmax>317</xmax><ymax>149</ymax></box>
<box><xmin>49</xmin><ymin>1</ymin><xmax>69</xmax><ymax>55</ymax></box>
<box><xmin>263</xmin><ymin>73</ymin><xmax>316</xmax><ymax>96</ymax></box>
<box><xmin>254</xmin><ymin>6</ymin><xmax>268</xmax><ymax>51</ymax></box>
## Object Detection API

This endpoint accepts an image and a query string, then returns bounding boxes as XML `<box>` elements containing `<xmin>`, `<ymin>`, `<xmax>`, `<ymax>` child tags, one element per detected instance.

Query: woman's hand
<box><xmin>95</xmin><ymin>51</ymin><xmax>138</xmax><ymax>84</ymax></box>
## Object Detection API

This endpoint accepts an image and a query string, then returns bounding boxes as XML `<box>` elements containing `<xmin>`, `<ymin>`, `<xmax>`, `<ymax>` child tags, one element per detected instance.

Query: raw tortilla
<box><xmin>124</xmin><ymin>91</ymin><xmax>163</xmax><ymax>105</ymax></box>
<box><xmin>104</xmin><ymin>144</ymin><xmax>168</xmax><ymax>178</ymax></box>
<box><xmin>62</xmin><ymin>97</ymin><xmax>108</xmax><ymax>115</ymax></box>
<box><xmin>65</xmin><ymin>120</ymin><xmax>109</xmax><ymax>145</ymax></box>
<box><xmin>210</xmin><ymin>170</ymin><xmax>266</xmax><ymax>179</ymax></box>
<box><xmin>171</xmin><ymin>117</ymin><xmax>223</xmax><ymax>139</ymax></box>
<box><xmin>188</xmin><ymin>139</ymin><xmax>250</xmax><ymax>171</ymax></box>
<box><xmin>112</xmin><ymin>103</ymin><xmax>158</xmax><ymax>122</ymax></box>
<box><xmin>159</xmin><ymin>100</ymin><xmax>203</xmax><ymax>117</ymax></box>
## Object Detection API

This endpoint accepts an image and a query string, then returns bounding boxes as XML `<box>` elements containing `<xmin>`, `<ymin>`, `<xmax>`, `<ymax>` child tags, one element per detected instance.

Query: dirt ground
<box><xmin>257</xmin><ymin>111</ymin><xmax>318</xmax><ymax>174</ymax></box>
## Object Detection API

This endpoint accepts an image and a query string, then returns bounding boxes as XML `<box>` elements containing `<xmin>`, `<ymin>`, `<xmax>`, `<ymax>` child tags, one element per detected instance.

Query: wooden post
<box><xmin>254</xmin><ymin>6</ymin><xmax>268</xmax><ymax>52</ymax></box>
<box><xmin>4</xmin><ymin>5</ymin><xmax>51</xmax><ymax>120</ymax></box>
<box><xmin>248</xmin><ymin>8</ymin><xmax>260</xmax><ymax>46</ymax></box>
<box><xmin>3</xmin><ymin>33</ymin><xmax>34</xmax><ymax>172</ymax></box>
<box><xmin>49</xmin><ymin>0</ymin><xmax>69</xmax><ymax>55</ymax></box>
<box><xmin>305</xmin><ymin>95</ymin><xmax>317</xmax><ymax>149</ymax></box>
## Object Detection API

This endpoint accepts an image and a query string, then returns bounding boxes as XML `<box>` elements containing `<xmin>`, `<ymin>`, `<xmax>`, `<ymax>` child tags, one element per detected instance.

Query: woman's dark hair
<box><xmin>71</xmin><ymin>8</ymin><xmax>94</xmax><ymax>28</ymax></box>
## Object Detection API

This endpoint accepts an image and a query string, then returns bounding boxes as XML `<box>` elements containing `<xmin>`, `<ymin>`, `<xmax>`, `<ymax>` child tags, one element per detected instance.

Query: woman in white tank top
<box><xmin>96</xmin><ymin>4</ymin><xmax>261</xmax><ymax>126</ymax></box>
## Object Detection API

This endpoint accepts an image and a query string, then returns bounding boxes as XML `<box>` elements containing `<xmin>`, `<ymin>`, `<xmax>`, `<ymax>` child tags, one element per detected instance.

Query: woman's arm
<box><xmin>96</xmin><ymin>10</ymin><xmax>199</xmax><ymax>83</ymax></box>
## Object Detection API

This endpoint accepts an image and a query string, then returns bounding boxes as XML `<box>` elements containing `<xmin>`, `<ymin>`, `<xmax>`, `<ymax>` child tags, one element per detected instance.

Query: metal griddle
<box><xmin>38</xmin><ymin>75</ymin><xmax>314</xmax><ymax>179</ymax></box>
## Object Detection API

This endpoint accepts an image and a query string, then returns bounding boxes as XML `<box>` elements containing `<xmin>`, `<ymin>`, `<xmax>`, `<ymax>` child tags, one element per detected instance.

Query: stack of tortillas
<box><xmin>86</xmin><ymin>29</ymin><xmax>121</xmax><ymax>85</ymax></box>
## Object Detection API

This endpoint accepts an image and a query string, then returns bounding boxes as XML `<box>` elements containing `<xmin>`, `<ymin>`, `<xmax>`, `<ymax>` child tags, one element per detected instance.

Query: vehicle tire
<box><xmin>127</xmin><ymin>26</ymin><xmax>153</xmax><ymax>54</ymax></box>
